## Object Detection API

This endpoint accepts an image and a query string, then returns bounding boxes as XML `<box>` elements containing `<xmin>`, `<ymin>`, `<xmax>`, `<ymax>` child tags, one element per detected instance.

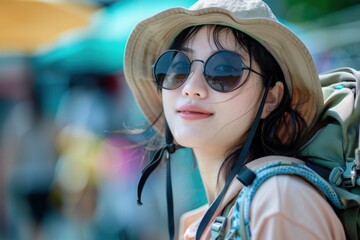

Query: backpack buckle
<box><xmin>330</xmin><ymin>152</ymin><xmax>360</xmax><ymax>188</ymax></box>
<box><xmin>329</xmin><ymin>167</ymin><xmax>344</xmax><ymax>186</ymax></box>
<box><xmin>342</xmin><ymin>160</ymin><xmax>360</xmax><ymax>188</ymax></box>
<box><xmin>211</xmin><ymin>216</ymin><xmax>227</xmax><ymax>240</ymax></box>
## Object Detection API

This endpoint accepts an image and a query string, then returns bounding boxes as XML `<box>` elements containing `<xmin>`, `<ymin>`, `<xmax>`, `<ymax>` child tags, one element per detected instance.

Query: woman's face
<box><xmin>162</xmin><ymin>26</ymin><xmax>264</xmax><ymax>157</ymax></box>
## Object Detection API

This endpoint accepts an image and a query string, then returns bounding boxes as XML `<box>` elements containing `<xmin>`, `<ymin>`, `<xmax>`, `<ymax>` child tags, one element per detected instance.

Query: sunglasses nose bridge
<box><xmin>182</xmin><ymin>59</ymin><xmax>209</xmax><ymax>98</ymax></box>
<box><xmin>188</xmin><ymin>59</ymin><xmax>205</xmax><ymax>76</ymax></box>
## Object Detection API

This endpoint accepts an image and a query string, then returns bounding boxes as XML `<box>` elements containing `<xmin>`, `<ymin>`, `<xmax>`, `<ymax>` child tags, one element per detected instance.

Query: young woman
<box><xmin>124</xmin><ymin>0</ymin><xmax>346</xmax><ymax>239</ymax></box>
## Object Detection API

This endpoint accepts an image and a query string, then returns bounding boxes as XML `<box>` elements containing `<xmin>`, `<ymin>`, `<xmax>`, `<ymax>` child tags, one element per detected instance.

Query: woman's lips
<box><xmin>177</xmin><ymin>105</ymin><xmax>213</xmax><ymax>120</ymax></box>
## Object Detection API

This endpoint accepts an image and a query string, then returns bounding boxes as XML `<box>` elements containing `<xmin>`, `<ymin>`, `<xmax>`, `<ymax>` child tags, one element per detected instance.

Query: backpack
<box><xmin>301</xmin><ymin>67</ymin><xmax>360</xmax><ymax>240</ymax></box>
<box><xmin>211</xmin><ymin>67</ymin><xmax>360</xmax><ymax>240</ymax></box>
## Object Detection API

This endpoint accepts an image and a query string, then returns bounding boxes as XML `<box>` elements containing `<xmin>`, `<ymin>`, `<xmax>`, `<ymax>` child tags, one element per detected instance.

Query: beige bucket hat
<box><xmin>124</xmin><ymin>0</ymin><xmax>323</xmax><ymax>135</ymax></box>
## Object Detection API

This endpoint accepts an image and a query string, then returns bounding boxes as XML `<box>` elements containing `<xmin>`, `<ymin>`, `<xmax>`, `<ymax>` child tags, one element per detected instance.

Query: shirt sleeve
<box><xmin>250</xmin><ymin>175</ymin><xmax>346</xmax><ymax>240</ymax></box>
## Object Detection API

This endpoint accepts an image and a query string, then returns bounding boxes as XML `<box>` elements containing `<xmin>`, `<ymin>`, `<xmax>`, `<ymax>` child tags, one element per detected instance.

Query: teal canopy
<box><xmin>34</xmin><ymin>0</ymin><xmax>196</xmax><ymax>74</ymax></box>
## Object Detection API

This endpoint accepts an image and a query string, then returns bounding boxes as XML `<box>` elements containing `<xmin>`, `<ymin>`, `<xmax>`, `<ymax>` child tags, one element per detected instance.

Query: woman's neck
<box><xmin>194</xmin><ymin>148</ymin><xmax>226</xmax><ymax>204</ymax></box>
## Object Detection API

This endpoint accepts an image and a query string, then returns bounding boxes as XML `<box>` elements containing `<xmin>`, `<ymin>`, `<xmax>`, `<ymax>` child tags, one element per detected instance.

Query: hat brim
<box><xmin>124</xmin><ymin>7</ymin><xmax>323</xmax><ymax>135</ymax></box>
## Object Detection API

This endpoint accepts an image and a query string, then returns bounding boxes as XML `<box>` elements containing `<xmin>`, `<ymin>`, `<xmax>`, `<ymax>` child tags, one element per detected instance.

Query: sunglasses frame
<box><xmin>152</xmin><ymin>49</ymin><xmax>264</xmax><ymax>93</ymax></box>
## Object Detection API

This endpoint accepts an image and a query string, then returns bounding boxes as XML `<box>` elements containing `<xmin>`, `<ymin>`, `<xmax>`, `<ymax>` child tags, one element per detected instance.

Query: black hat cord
<box><xmin>195</xmin><ymin>77</ymin><xmax>272</xmax><ymax>240</ymax></box>
<box><xmin>165</xmin><ymin>123</ymin><xmax>176</xmax><ymax>240</ymax></box>
<box><xmin>136</xmin><ymin>122</ymin><xmax>178</xmax><ymax>240</ymax></box>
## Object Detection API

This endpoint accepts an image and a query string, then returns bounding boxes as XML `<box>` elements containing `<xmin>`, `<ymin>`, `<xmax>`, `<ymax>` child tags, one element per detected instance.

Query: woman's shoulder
<box><xmin>252</xmin><ymin>174</ymin><xmax>326</xmax><ymax>214</ymax></box>
<box><xmin>250</xmin><ymin>174</ymin><xmax>345</xmax><ymax>239</ymax></box>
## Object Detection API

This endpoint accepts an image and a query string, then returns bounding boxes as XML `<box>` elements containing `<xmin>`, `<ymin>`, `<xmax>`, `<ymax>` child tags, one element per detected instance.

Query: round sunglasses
<box><xmin>153</xmin><ymin>50</ymin><xmax>264</xmax><ymax>93</ymax></box>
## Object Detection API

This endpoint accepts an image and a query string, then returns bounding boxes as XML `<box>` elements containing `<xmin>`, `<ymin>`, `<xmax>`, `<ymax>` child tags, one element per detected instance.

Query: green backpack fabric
<box><xmin>300</xmin><ymin>67</ymin><xmax>360</xmax><ymax>239</ymax></box>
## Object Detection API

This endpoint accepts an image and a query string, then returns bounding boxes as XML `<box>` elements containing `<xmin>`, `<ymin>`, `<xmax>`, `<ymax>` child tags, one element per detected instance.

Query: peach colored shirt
<box><xmin>179</xmin><ymin>157</ymin><xmax>346</xmax><ymax>240</ymax></box>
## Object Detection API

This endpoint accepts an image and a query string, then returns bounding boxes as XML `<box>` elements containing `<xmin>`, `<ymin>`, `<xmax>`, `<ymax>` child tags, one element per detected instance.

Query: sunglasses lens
<box><xmin>154</xmin><ymin>51</ymin><xmax>189</xmax><ymax>90</ymax></box>
<box><xmin>205</xmin><ymin>51</ymin><xmax>244</xmax><ymax>92</ymax></box>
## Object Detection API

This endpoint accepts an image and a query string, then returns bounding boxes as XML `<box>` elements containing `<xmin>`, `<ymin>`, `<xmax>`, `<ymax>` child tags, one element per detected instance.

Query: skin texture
<box><xmin>162</xmin><ymin>26</ymin><xmax>284</xmax><ymax>202</ymax></box>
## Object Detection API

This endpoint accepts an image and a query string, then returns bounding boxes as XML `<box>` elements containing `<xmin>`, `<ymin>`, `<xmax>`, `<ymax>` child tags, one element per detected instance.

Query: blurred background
<box><xmin>0</xmin><ymin>0</ymin><xmax>359</xmax><ymax>239</ymax></box>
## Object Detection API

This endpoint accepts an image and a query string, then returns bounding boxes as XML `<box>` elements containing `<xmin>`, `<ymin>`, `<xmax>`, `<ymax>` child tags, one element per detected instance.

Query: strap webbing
<box><xmin>195</xmin><ymin>81</ymin><xmax>271</xmax><ymax>239</ymax></box>
<box><xmin>137</xmin><ymin>147</ymin><xmax>166</xmax><ymax>205</ymax></box>
<box><xmin>166</xmin><ymin>152</ymin><xmax>175</xmax><ymax>240</ymax></box>
<box><xmin>137</xmin><ymin>122</ymin><xmax>177</xmax><ymax>240</ymax></box>
<box><xmin>342</xmin><ymin>206</ymin><xmax>360</xmax><ymax>240</ymax></box>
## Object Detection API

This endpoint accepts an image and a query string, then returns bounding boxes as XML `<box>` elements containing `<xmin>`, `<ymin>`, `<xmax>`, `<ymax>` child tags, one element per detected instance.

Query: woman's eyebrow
<box><xmin>179</xmin><ymin>47</ymin><xmax>193</xmax><ymax>53</ymax></box>
<box><xmin>179</xmin><ymin>47</ymin><xmax>249</xmax><ymax>62</ymax></box>
<box><xmin>179</xmin><ymin>47</ymin><xmax>220</xmax><ymax>56</ymax></box>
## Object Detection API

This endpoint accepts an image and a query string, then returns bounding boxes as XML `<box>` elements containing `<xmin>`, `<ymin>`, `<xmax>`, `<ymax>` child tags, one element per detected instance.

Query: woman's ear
<box><xmin>261</xmin><ymin>81</ymin><xmax>284</xmax><ymax>118</ymax></box>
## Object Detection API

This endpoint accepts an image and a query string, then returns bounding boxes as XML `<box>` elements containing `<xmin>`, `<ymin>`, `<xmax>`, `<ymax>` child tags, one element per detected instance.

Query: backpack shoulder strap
<box><xmin>209</xmin><ymin>156</ymin><xmax>303</xmax><ymax>239</ymax></box>
<box><xmin>229</xmin><ymin>160</ymin><xmax>344</xmax><ymax>240</ymax></box>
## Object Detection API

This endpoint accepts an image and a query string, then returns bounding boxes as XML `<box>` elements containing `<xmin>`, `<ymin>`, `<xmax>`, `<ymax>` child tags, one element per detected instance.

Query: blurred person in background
<box><xmin>50</xmin><ymin>74</ymin><xmax>111</xmax><ymax>239</ymax></box>
<box><xmin>0</xmin><ymin>58</ymin><xmax>59</xmax><ymax>240</ymax></box>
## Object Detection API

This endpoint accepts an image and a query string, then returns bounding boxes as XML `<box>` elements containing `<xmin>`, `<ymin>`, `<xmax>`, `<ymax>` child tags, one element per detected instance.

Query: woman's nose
<box><xmin>181</xmin><ymin>62</ymin><xmax>208</xmax><ymax>98</ymax></box>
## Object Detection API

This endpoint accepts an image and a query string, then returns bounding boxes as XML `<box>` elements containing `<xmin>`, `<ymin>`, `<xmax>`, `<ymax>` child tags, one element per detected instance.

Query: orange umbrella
<box><xmin>0</xmin><ymin>0</ymin><xmax>98</xmax><ymax>53</ymax></box>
